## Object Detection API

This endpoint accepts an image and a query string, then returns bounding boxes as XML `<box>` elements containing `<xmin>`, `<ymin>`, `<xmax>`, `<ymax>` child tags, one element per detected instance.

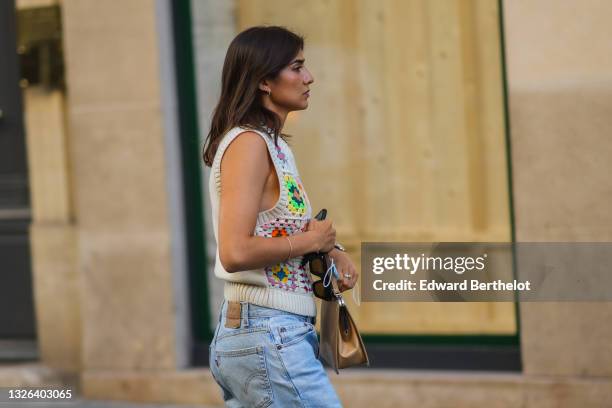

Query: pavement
<box><xmin>0</xmin><ymin>400</ymin><xmax>222</xmax><ymax>408</ymax></box>
<box><xmin>0</xmin><ymin>362</ymin><xmax>223</xmax><ymax>408</ymax></box>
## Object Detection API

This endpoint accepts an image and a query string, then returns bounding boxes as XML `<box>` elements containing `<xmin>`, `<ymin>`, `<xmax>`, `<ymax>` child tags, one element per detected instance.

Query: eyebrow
<box><xmin>291</xmin><ymin>59</ymin><xmax>305</xmax><ymax>65</ymax></box>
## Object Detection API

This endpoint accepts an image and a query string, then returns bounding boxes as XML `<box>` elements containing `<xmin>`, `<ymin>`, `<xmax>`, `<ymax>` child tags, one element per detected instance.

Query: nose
<box><xmin>304</xmin><ymin>68</ymin><xmax>314</xmax><ymax>85</ymax></box>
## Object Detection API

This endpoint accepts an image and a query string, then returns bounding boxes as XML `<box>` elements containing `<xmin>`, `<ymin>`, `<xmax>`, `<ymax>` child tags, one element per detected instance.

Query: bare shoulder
<box><xmin>221</xmin><ymin>130</ymin><xmax>270</xmax><ymax>178</ymax></box>
<box><xmin>224</xmin><ymin>131</ymin><xmax>267</xmax><ymax>157</ymax></box>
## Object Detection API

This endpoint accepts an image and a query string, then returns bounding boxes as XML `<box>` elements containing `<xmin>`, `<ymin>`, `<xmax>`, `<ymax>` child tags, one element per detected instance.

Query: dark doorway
<box><xmin>0</xmin><ymin>0</ymin><xmax>37</xmax><ymax>360</ymax></box>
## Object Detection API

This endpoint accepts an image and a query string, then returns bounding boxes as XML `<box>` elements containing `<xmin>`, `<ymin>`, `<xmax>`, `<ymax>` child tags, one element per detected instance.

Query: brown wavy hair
<box><xmin>202</xmin><ymin>26</ymin><xmax>304</xmax><ymax>167</ymax></box>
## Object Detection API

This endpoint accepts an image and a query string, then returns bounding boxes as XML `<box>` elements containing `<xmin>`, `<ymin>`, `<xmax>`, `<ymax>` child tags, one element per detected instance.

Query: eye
<box><xmin>292</xmin><ymin>66</ymin><xmax>303</xmax><ymax>72</ymax></box>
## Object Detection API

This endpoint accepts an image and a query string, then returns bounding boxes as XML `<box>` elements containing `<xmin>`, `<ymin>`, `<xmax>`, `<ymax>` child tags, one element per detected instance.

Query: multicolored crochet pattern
<box><xmin>275</xmin><ymin>143</ymin><xmax>288</xmax><ymax>167</ymax></box>
<box><xmin>211</xmin><ymin>127</ymin><xmax>317</xmax><ymax>315</ymax></box>
<box><xmin>284</xmin><ymin>174</ymin><xmax>307</xmax><ymax>216</ymax></box>
<box><xmin>255</xmin><ymin>219</ymin><xmax>313</xmax><ymax>293</ymax></box>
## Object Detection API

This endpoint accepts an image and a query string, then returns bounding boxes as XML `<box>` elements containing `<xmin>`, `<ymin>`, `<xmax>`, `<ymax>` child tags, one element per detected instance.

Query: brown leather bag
<box><xmin>318</xmin><ymin>275</ymin><xmax>370</xmax><ymax>374</ymax></box>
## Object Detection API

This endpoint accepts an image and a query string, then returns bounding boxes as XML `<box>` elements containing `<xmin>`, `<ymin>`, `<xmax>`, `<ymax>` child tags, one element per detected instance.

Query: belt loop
<box><xmin>217</xmin><ymin>300</ymin><xmax>224</xmax><ymax>329</ymax></box>
<box><xmin>213</xmin><ymin>300</ymin><xmax>226</xmax><ymax>344</ymax></box>
<box><xmin>240</xmin><ymin>302</ymin><xmax>249</xmax><ymax>328</ymax></box>
<box><xmin>218</xmin><ymin>300</ymin><xmax>225</xmax><ymax>325</ymax></box>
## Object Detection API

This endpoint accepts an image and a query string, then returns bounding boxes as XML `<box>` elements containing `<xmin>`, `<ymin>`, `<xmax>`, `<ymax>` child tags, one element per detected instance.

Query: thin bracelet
<box><xmin>285</xmin><ymin>236</ymin><xmax>293</xmax><ymax>261</ymax></box>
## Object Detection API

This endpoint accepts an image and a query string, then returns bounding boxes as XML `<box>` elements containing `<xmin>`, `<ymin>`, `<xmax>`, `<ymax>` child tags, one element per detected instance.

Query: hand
<box><xmin>330</xmin><ymin>249</ymin><xmax>358</xmax><ymax>292</ymax></box>
<box><xmin>306</xmin><ymin>219</ymin><xmax>336</xmax><ymax>253</ymax></box>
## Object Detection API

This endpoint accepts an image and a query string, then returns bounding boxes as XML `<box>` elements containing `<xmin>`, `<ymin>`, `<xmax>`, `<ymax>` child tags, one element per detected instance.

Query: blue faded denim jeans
<box><xmin>209</xmin><ymin>299</ymin><xmax>343</xmax><ymax>407</ymax></box>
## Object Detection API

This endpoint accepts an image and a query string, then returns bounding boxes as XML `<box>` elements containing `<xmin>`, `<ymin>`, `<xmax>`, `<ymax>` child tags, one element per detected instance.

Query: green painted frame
<box><xmin>170</xmin><ymin>0</ymin><xmax>212</xmax><ymax>343</ymax></box>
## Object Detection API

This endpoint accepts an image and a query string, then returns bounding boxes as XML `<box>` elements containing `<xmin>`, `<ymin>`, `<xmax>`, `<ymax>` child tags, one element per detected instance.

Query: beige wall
<box><xmin>503</xmin><ymin>0</ymin><xmax>612</xmax><ymax>379</ymax></box>
<box><xmin>17</xmin><ymin>0</ymin><xmax>60</xmax><ymax>8</ymax></box>
<box><xmin>18</xmin><ymin>0</ymin><xmax>194</xmax><ymax>397</ymax></box>
<box><xmin>17</xmin><ymin>0</ymin><xmax>79</xmax><ymax>373</ymax></box>
<box><xmin>25</xmin><ymin>88</ymin><xmax>80</xmax><ymax>372</ymax></box>
<box><xmin>237</xmin><ymin>0</ymin><xmax>515</xmax><ymax>335</ymax></box>
<box><xmin>60</xmin><ymin>0</ymin><xmax>186</xmax><ymax>375</ymax></box>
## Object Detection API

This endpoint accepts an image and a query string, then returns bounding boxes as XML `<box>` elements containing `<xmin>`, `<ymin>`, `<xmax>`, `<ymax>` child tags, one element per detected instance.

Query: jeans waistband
<box><xmin>220</xmin><ymin>299</ymin><xmax>315</xmax><ymax>325</ymax></box>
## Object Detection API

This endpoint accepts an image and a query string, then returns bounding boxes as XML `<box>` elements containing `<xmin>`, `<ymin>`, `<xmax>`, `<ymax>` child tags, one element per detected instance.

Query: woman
<box><xmin>203</xmin><ymin>26</ymin><xmax>358</xmax><ymax>407</ymax></box>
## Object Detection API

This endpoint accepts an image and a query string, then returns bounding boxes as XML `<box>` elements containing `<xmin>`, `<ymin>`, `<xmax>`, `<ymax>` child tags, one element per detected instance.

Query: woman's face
<box><xmin>266</xmin><ymin>50</ymin><xmax>314</xmax><ymax>112</ymax></box>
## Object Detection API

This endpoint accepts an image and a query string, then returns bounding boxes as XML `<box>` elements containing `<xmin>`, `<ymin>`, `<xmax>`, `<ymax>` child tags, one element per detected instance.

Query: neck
<box><xmin>262</xmin><ymin>98</ymin><xmax>288</xmax><ymax>130</ymax></box>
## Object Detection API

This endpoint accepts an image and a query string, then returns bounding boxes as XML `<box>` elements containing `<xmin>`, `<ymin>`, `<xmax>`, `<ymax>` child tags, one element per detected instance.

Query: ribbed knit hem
<box><xmin>224</xmin><ymin>281</ymin><xmax>317</xmax><ymax>317</ymax></box>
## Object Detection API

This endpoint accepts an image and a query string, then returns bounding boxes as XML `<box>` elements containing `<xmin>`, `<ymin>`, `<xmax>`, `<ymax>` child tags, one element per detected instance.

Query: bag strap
<box><xmin>328</xmin><ymin>265</ymin><xmax>344</xmax><ymax>302</ymax></box>
<box><xmin>328</xmin><ymin>273</ymin><xmax>351</xmax><ymax>333</ymax></box>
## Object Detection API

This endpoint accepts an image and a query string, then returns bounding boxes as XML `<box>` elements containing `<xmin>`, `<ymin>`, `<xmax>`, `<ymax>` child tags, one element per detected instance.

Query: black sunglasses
<box><xmin>301</xmin><ymin>209</ymin><xmax>336</xmax><ymax>301</ymax></box>
<box><xmin>301</xmin><ymin>251</ymin><xmax>335</xmax><ymax>301</ymax></box>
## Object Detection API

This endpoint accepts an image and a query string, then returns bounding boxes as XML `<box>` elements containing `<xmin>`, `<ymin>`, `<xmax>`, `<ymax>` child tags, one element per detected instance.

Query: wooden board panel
<box><xmin>237</xmin><ymin>0</ymin><xmax>514</xmax><ymax>335</ymax></box>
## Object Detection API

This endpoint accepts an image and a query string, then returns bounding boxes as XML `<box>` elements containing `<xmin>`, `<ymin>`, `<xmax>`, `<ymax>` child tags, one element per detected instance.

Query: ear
<box><xmin>259</xmin><ymin>79</ymin><xmax>271</xmax><ymax>94</ymax></box>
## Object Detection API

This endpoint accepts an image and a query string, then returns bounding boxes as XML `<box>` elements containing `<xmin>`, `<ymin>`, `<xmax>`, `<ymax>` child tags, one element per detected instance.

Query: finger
<box><xmin>350</xmin><ymin>270</ymin><xmax>358</xmax><ymax>287</ymax></box>
<box><xmin>340</xmin><ymin>269</ymin><xmax>352</xmax><ymax>289</ymax></box>
<box><xmin>342</xmin><ymin>279</ymin><xmax>352</xmax><ymax>292</ymax></box>
<box><xmin>339</xmin><ymin>266</ymin><xmax>352</xmax><ymax>288</ymax></box>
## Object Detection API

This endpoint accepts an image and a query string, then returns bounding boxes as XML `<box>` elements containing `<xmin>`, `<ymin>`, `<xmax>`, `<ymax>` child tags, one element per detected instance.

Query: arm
<box><xmin>218</xmin><ymin>131</ymin><xmax>333</xmax><ymax>273</ymax></box>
